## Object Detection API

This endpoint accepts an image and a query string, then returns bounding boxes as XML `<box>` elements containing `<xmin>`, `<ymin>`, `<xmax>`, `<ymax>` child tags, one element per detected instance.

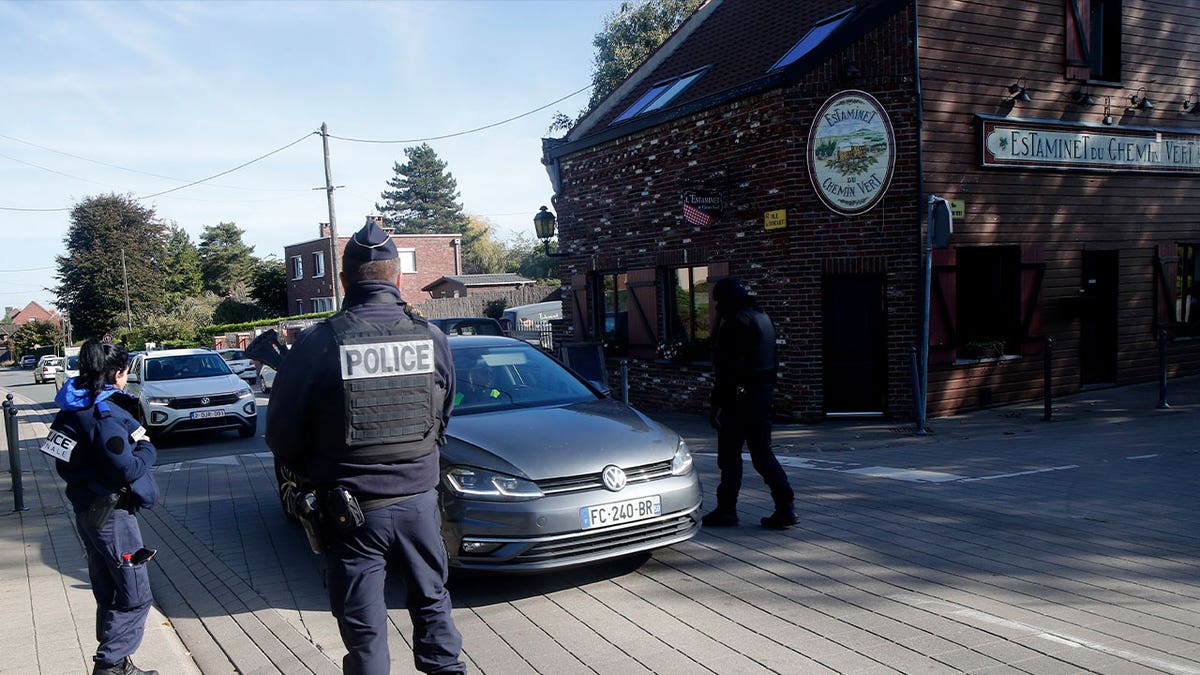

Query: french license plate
<box><xmin>580</xmin><ymin>495</ymin><xmax>661</xmax><ymax>530</ymax></box>
<box><xmin>190</xmin><ymin>410</ymin><xmax>225</xmax><ymax>420</ymax></box>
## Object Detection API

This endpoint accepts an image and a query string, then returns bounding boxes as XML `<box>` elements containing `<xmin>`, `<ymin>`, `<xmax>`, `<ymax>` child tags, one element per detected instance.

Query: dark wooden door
<box><xmin>1080</xmin><ymin>250</ymin><xmax>1119</xmax><ymax>385</ymax></box>
<box><xmin>823</xmin><ymin>274</ymin><xmax>887</xmax><ymax>415</ymax></box>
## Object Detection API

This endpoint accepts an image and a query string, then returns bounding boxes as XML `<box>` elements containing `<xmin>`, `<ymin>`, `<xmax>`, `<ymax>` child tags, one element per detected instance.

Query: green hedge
<box><xmin>197</xmin><ymin>311</ymin><xmax>336</xmax><ymax>340</ymax></box>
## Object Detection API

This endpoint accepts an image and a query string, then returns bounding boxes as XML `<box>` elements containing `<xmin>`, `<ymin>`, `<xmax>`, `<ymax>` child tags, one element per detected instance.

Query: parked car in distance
<box><xmin>428</xmin><ymin>317</ymin><xmax>504</xmax><ymax>336</ymax></box>
<box><xmin>217</xmin><ymin>348</ymin><xmax>259</xmax><ymax>384</ymax></box>
<box><xmin>275</xmin><ymin>335</ymin><xmax>701</xmax><ymax>571</ymax></box>
<box><xmin>20</xmin><ymin>354</ymin><xmax>38</xmax><ymax>368</ymax></box>
<box><xmin>33</xmin><ymin>355</ymin><xmax>62</xmax><ymax>384</ymax></box>
<box><xmin>54</xmin><ymin>354</ymin><xmax>80</xmax><ymax>391</ymax></box>
<box><xmin>259</xmin><ymin>364</ymin><xmax>276</xmax><ymax>394</ymax></box>
<box><xmin>124</xmin><ymin>348</ymin><xmax>257</xmax><ymax>440</ymax></box>
<box><xmin>499</xmin><ymin>301</ymin><xmax>562</xmax><ymax>348</ymax></box>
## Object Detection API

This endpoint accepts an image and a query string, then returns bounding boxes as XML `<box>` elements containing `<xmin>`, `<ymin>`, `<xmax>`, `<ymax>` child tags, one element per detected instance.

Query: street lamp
<box><xmin>533</xmin><ymin>205</ymin><xmax>565</xmax><ymax>257</ymax></box>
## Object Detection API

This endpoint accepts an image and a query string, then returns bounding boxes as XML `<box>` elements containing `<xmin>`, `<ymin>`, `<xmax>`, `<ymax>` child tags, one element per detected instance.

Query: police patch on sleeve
<box><xmin>40</xmin><ymin>429</ymin><xmax>78</xmax><ymax>462</ymax></box>
<box><xmin>340</xmin><ymin>339</ymin><xmax>435</xmax><ymax>380</ymax></box>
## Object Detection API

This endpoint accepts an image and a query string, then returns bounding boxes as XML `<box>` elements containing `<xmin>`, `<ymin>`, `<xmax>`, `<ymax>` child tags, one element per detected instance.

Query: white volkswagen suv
<box><xmin>125</xmin><ymin>348</ymin><xmax>257</xmax><ymax>440</ymax></box>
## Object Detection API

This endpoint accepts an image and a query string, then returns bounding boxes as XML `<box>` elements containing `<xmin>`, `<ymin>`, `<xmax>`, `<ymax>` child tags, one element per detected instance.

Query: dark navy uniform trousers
<box><xmin>715</xmin><ymin>385</ymin><xmax>795</xmax><ymax>511</ymax></box>
<box><xmin>73</xmin><ymin>508</ymin><xmax>153</xmax><ymax>667</ymax></box>
<box><xmin>325</xmin><ymin>489</ymin><xmax>465</xmax><ymax>675</ymax></box>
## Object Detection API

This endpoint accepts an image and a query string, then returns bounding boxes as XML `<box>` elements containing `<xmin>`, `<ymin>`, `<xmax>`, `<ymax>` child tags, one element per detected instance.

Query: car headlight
<box><xmin>443</xmin><ymin>466</ymin><xmax>543</xmax><ymax>501</ymax></box>
<box><xmin>237</xmin><ymin>386</ymin><xmax>254</xmax><ymax>399</ymax></box>
<box><xmin>146</xmin><ymin>396</ymin><xmax>171</xmax><ymax>406</ymax></box>
<box><xmin>671</xmin><ymin>438</ymin><xmax>693</xmax><ymax>475</ymax></box>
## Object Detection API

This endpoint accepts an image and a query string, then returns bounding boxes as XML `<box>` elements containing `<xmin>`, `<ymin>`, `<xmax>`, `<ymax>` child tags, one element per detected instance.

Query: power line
<box><xmin>135</xmin><ymin>132</ymin><xmax>318</xmax><ymax>200</ymax></box>
<box><xmin>0</xmin><ymin>265</ymin><xmax>55</xmax><ymax>273</ymax></box>
<box><xmin>329</xmin><ymin>84</ymin><xmax>591</xmax><ymax>144</ymax></box>
<box><xmin>0</xmin><ymin>132</ymin><xmax>312</xmax><ymax>192</ymax></box>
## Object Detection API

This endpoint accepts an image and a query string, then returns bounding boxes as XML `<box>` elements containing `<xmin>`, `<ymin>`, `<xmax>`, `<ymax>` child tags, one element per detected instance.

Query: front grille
<box><xmin>170</xmin><ymin>416</ymin><xmax>242</xmax><ymax>433</ymax></box>
<box><xmin>536</xmin><ymin>460</ymin><xmax>674</xmax><ymax>495</ymax></box>
<box><xmin>513</xmin><ymin>514</ymin><xmax>697</xmax><ymax>564</ymax></box>
<box><xmin>169</xmin><ymin>393</ymin><xmax>241</xmax><ymax>410</ymax></box>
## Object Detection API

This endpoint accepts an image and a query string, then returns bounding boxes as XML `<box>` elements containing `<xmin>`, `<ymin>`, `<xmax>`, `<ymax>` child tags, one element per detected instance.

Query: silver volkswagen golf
<box><xmin>441</xmin><ymin>335</ymin><xmax>702</xmax><ymax>571</ymax></box>
<box><xmin>275</xmin><ymin>335</ymin><xmax>702</xmax><ymax>571</ymax></box>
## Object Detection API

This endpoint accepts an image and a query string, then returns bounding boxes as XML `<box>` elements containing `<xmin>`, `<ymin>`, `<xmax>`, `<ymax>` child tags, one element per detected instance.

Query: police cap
<box><xmin>343</xmin><ymin>220</ymin><xmax>398</xmax><ymax>264</ymax></box>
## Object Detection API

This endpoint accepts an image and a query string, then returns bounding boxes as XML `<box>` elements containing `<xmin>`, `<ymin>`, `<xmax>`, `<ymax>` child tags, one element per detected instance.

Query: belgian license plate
<box><xmin>190</xmin><ymin>410</ymin><xmax>225</xmax><ymax>420</ymax></box>
<box><xmin>580</xmin><ymin>495</ymin><xmax>661</xmax><ymax>530</ymax></box>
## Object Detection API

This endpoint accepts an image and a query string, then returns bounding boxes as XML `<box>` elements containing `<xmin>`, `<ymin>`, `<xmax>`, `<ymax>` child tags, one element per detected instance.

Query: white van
<box><xmin>499</xmin><ymin>301</ymin><xmax>562</xmax><ymax>348</ymax></box>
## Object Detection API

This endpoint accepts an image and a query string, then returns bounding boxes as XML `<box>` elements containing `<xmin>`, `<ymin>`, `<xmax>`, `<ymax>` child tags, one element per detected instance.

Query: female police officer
<box><xmin>47</xmin><ymin>338</ymin><xmax>159</xmax><ymax>675</ymax></box>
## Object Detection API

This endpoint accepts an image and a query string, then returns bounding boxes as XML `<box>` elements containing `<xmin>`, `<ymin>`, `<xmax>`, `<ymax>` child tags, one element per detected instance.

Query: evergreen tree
<box><xmin>163</xmin><ymin>224</ymin><xmax>204</xmax><ymax>302</ymax></box>
<box><xmin>12</xmin><ymin>320</ymin><xmax>65</xmax><ymax>357</ymax></box>
<box><xmin>53</xmin><ymin>193</ymin><xmax>168</xmax><ymax>338</ymax></box>
<box><xmin>198</xmin><ymin>222</ymin><xmax>256</xmax><ymax>296</ymax></box>
<box><xmin>549</xmin><ymin>0</ymin><xmax>703</xmax><ymax>133</ymax></box>
<box><xmin>375</xmin><ymin>143</ymin><xmax>467</xmax><ymax>234</ymax></box>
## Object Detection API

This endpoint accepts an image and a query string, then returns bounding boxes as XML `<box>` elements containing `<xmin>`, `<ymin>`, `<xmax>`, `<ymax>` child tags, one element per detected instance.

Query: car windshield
<box><xmin>145</xmin><ymin>354</ymin><xmax>233</xmax><ymax>381</ymax></box>
<box><xmin>220</xmin><ymin>350</ymin><xmax>245</xmax><ymax>361</ymax></box>
<box><xmin>66</xmin><ymin>356</ymin><xmax>79</xmax><ymax>370</ymax></box>
<box><xmin>450</xmin><ymin>343</ymin><xmax>597</xmax><ymax>413</ymax></box>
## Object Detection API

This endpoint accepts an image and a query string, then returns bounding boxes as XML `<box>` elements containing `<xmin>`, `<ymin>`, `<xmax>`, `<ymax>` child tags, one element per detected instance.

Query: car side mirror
<box><xmin>588</xmin><ymin>380</ymin><xmax>612</xmax><ymax>397</ymax></box>
<box><xmin>126</xmin><ymin>372</ymin><xmax>139</xmax><ymax>383</ymax></box>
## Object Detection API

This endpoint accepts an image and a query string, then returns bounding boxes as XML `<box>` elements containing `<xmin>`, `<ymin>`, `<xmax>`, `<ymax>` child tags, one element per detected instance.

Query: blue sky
<box><xmin>1</xmin><ymin>0</ymin><xmax>618</xmax><ymax>314</ymax></box>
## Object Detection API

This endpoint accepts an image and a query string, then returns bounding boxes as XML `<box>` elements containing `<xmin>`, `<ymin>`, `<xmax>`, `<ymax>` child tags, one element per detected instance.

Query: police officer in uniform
<box><xmin>266</xmin><ymin>220</ymin><xmax>465</xmax><ymax>675</ymax></box>
<box><xmin>701</xmin><ymin>277</ymin><xmax>797</xmax><ymax>530</ymax></box>
<box><xmin>49</xmin><ymin>339</ymin><xmax>159</xmax><ymax>675</ymax></box>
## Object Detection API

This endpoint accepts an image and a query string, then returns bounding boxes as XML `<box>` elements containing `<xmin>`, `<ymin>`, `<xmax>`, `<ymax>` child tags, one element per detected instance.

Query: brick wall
<box><xmin>552</xmin><ymin>14</ymin><xmax>919</xmax><ymax>420</ymax></box>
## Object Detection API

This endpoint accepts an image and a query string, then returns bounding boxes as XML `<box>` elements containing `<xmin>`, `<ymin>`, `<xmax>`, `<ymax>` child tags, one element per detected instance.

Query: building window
<box><xmin>589</xmin><ymin>272</ymin><xmax>629</xmax><ymax>355</ymax></box>
<box><xmin>956</xmin><ymin>246</ymin><xmax>1022</xmax><ymax>357</ymax></box>
<box><xmin>663</xmin><ymin>265</ymin><xmax>713</xmax><ymax>361</ymax></box>
<box><xmin>1065</xmin><ymin>0</ymin><xmax>1122</xmax><ymax>82</ymax></box>
<box><xmin>291</xmin><ymin>256</ymin><xmax>303</xmax><ymax>280</ymax></box>
<box><xmin>611</xmin><ymin>68</ymin><xmax>708</xmax><ymax>125</ymax></box>
<box><xmin>295</xmin><ymin>298</ymin><xmax>304</xmax><ymax>315</ymax></box>
<box><xmin>1178</xmin><ymin>243</ymin><xmax>1200</xmax><ymax>336</ymax></box>
<box><xmin>398</xmin><ymin>249</ymin><xmax>417</xmax><ymax>274</ymax></box>
<box><xmin>311</xmin><ymin>297</ymin><xmax>336</xmax><ymax>313</ymax></box>
<box><xmin>769</xmin><ymin>8</ymin><xmax>852</xmax><ymax>72</ymax></box>
<box><xmin>312</xmin><ymin>251</ymin><xmax>325</xmax><ymax>277</ymax></box>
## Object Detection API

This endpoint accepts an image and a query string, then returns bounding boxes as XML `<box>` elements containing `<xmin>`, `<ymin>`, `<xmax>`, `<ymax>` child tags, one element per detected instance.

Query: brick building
<box><xmin>541</xmin><ymin>0</ymin><xmax>1200</xmax><ymax>420</ymax></box>
<box><xmin>5</xmin><ymin>301</ymin><xmax>61</xmax><ymax>326</ymax></box>
<box><xmin>420</xmin><ymin>273</ymin><xmax>535</xmax><ymax>299</ymax></box>
<box><xmin>284</xmin><ymin>218</ymin><xmax>463</xmax><ymax>315</ymax></box>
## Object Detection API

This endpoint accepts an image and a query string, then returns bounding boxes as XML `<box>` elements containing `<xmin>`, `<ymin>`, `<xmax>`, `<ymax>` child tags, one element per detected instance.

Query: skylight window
<box><xmin>768</xmin><ymin>7</ymin><xmax>853</xmax><ymax>72</ymax></box>
<box><xmin>611</xmin><ymin>68</ymin><xmax>708</xmax><ymax>124</ymax></box>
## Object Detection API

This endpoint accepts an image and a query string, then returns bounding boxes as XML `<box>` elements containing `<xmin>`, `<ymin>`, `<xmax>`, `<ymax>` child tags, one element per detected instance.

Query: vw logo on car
<box><xmin>602</xmin><ymin>465</ymin><xmax>627</xmax><ymax>492</ymax></box>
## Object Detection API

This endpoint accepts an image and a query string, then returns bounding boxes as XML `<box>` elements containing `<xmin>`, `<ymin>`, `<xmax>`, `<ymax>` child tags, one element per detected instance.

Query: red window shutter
<box><xmin>626</xmin><ymin>268</ymin><xmax>660</xmax><ymax>359</ymax></box>
<box><xmin>930</xmin><ymin>249</ymin><xmax>957</xmax><ymax>364</ymax></box>
<box><xmin>570</xmin><ymin>274</ymin><xmax>590</xmax><ymax>338</ymax></box>
<box><xmin>1065</xmin><ymin>0</ymin><xmax>1092</xmax><ymax>80</ymax></box>
<box><xmin>706</xmin><ymin>261</ymin><xmax>730</xmax><ymax>331</ymax></box>
<box><xmin>1019</xmin><ymin>247</ymin><xmax>1047</xmax><ymax>355</ymax></box>
<box><xmin>1155</xmin><ymin>244</ymin><xmax>1179</xmax><ymax>338</ymax></box>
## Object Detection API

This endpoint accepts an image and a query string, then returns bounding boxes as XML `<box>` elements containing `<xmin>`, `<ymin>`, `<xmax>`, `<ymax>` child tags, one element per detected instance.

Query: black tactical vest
<box><xmin>326</xmin><ymin>310</ymin><xmax>442</xmax><ymax>464</ymax></box>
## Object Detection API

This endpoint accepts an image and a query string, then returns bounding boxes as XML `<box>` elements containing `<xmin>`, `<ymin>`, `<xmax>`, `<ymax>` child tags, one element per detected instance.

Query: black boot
<box><xmin>701</xmin><ymin>508</ymin><xmax>738</xmax><ymax>527</ymax></box>
<box><xmin>92</xmin><ymin>657</ymin><xmax>159</xmax><ymax>675</ymax></box>
<box><xmin>760</xmin><ymin>509</ymin><xmax>797</xmax><ymax>530</ymax></box>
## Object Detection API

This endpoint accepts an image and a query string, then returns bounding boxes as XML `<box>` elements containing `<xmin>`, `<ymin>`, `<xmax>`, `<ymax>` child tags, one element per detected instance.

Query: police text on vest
<box><xmin>340</xmin><ymin>340</ymin><xmax>435</xmax><ymax>380</ymax></box>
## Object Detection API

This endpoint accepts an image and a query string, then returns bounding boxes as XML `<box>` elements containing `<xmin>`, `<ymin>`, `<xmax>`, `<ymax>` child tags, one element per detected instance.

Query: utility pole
<box><xmin>320</xmin><ymin>122</ymin><xmax>342</xmax><ymax>307</ymax></box>
<box><xmin>120</xmin><ymin>248</ymin><xmax>132</xmax><ymax>330</ymax></box>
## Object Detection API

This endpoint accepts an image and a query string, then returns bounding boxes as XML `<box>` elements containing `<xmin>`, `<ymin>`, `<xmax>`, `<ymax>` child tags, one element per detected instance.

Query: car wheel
<box><xmin>275</xmin><ymin>460</ymin><xmax>301</xmax><ymax>523</ymax></box>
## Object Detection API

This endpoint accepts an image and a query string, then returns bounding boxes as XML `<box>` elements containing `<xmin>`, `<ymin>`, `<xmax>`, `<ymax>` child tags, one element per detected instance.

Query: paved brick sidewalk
<box><xmin>3</xmin><ymin>376</ymin><xmax>1199</xmax><ymax>674</ymax></box>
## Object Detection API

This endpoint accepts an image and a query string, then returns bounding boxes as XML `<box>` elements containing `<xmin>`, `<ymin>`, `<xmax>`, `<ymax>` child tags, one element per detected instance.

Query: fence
<box><xmin>412</xmin><ymin>284</ymin><xmax>559</xmax><ymax>320</ymax></box>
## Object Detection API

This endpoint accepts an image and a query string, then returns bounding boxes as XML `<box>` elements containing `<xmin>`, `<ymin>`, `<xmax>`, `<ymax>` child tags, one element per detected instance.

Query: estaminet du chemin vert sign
<box><xmin>807</xmin><ymin>90</ymin><xmax>896</xmax><ymax>216</ymax></box>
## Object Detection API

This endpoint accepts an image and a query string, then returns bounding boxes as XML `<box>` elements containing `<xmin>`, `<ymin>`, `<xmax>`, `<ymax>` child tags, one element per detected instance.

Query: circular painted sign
<box><xmin>807</xmin><ymin>90</ymin><xmax>896</xmax><ymax>216</ymax></box>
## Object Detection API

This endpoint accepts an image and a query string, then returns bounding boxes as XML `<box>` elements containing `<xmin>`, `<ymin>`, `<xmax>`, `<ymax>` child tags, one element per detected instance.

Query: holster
<box><xmin>324</xmin><ymin>487</ymin><xmax>365</xmax><ymax>534</ymax></box>
<box><xmin>291</xmin><ymin>491</ymin><xmax>324</xmax><ymax>555</ymax></box>
<box><xmin>84</xmin><ymin>489</ymin><xmax>126</xmax><ymax>530</ymax></box>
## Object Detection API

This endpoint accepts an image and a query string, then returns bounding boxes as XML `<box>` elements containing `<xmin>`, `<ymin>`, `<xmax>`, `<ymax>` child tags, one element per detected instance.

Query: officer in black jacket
<box><xmin>48</xmin><ymin>339</ymin><xmax>159</xmax><ymax>675</ymax></box>
<box><xmin>266</xmin><ymin>220</ymin><xmax>464</xmax><ymax>675</ymax></box>
<box><xmin>701</xmin><ymin>277</ymin><xmax>797</xmax><ymax>530</ymax></box>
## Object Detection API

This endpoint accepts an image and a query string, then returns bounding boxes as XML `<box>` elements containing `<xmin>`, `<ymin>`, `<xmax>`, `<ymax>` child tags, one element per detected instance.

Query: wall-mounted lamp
<box><xmin>1184</xmin><ymin>94</ymin><xmax>1200</xmax><ymax>114</ymax></box>
<box><xmin>1129</xmin><ymin>87</ymin><xmax>1153</xmax><ymax>110</ymax></box>
<box><xmin>1102</xmin><ymin>96</ymin><xmax>1114</xmax><ymax>125</ymax></box>
<box><xmin>533</xmin><ymin>205</ymin><xmax>565</xmax><ymax>257</ymax></box>
<box><xmin>1072</xmin><ymin>87</ymin><xmax>1097</xmax><ymax>107</ymax></box>
<box><xmin>1007</xmin><ymin>79</ymin><xmax>1032</xmax><ymax>103</ymax></box>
